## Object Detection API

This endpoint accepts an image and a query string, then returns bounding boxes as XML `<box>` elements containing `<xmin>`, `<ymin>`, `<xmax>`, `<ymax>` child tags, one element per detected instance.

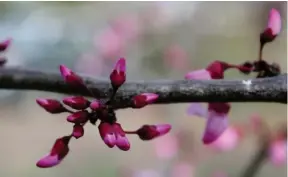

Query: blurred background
<box><xmin>0</xmin><ymin>1</ymin><xmax>287</xmax><ymax>177</ymax></box>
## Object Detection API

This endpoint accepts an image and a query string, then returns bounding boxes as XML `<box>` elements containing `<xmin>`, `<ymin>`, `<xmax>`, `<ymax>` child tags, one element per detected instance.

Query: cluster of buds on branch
<box><xmin>35</xmin><ymin>57</ymin><xmax>171</xmax><ymax>168</ymax></box>
<box><xmin>0</xmin><ymin>38</ymin><xmax>11</xmax><ymax>66</ymax></box>
<box><xmin>185</xmin><ymin>8</ymin><xmax>282</xmax><ymax>145</ymax></box>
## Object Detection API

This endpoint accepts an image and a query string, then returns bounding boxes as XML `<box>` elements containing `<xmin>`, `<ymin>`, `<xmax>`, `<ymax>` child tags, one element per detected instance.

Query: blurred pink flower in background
<box><xmin>164</xmin><ymin>44</ymin><xmax>189</xmax><ymax>70</ymax></box>
<box><xmin>133</xmin><ymin>169</ymin><xmax>161</xmax><ymax>177</ymax></box>
<box><xmin>111</xmin><ymin>15</ymin><xmax>142</xmax><ymax>42</ymax></box>
<box><xmin>207</xmin><ymin>126</ymin><xmax>243</xmax><ymax>152</ymax></box>
<box><xmin>171</xmin><ymin>162</ymin><xmax>194</xmax><ymax>177</ymax></box>
<box><xmin>153</xmin><ymin>133</ymin><xmax>179</xmax><ymax>159</ymax></box>
<box><xmin>95</xmin><ymin>28</ymin><xmax>126</xmax><ymax>59</ymax></box>
<box><xmin>75</xmin><ymin>53</ymin><xmax>104</xmax><ymax>75</ymax></box>
<box><xmin>268</xmin><ymin>139</ymin><xmax>287</xmax><ymax>166</ymax></box>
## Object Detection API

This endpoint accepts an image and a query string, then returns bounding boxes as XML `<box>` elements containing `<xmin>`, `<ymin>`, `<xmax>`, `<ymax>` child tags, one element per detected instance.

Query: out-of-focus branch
<box><xmin>0</xmin><ymin>67</ymin><xmax>287</xmax><ymax>109</ymax></box>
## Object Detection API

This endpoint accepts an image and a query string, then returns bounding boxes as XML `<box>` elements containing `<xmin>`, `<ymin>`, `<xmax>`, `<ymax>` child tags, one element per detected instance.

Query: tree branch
<box><xmin>0</xmin><ymin>67</ymin><xmax>287</xmax><ymax>109</ymax></box>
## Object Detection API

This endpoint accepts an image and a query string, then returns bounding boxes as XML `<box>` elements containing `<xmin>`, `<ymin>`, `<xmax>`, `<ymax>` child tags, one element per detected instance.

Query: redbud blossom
<box><xmin>113</xmin><ymin>123</ymin><xmax>130</xmax><ymax>151</ymax></box>
<box><xmin>132</xmin><ymin>93</ymin><xmax>159</xmax><ymax>108</ymax></box>
<box><xmin>110</xmin><ymin>57</ymin><xmax>126</xmax><ymax>88</ymax></box>
<box><xmin>63</xmin><ymin>96</ymin><xmax>89</xmax><ymax>110</ymax></box>
<box><xmin>36</xmin><ymin>98</ymin><xmax>66</xmax><ymax>114</ymax></box>
<box><xmin>260</xmin><ymin>8</ymin><xmax>281</xmax><ymax>44</ymax></box>
<box><xmin>0</xmin><ymin>38</ymin><xmax>12</xmax><ymax>52</ymax></box>
<box><xmin>202</xmin><ymin>103</ymin><xmax>230</xmax><ymax>144</ymax></box>
<box><xmin>136</xmin><ymin>124</ymin><xmax>171</xmax><ymax>140</ymax></box>
<box><xmin>98</xmin><ymin>122</ymin><xmax>116</xmax><ymax>148</ymax></box>
<box><xmin>67</xmin><ymin>110</ymin><xmax>89</xmax><ymax>124</ymax></box>
<box><xmin>185</xmin><ymin>69</ymin><xmax>211</xmax><ymax>80</ymax></box>
<box><xmin>90</xmin><ymin>100</ymin><xmax>101</xmax><ymax>110</ymax></box>
<box><xmin>59</xmin><ymin>65</ymin><xmax>84</xmax><ymax>86</ymax></box>
<box><xmin>72</xmin><ymin>124</ymin><xmax>84</xmax><ymax>139</ymax></box>
<box><xmin>36</xmin><ymin>136</ymin><xmax>71</xmax><ymax>168</ymax></box>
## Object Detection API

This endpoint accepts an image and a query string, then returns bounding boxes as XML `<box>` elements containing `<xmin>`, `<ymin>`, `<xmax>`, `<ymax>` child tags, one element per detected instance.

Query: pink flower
<box><xmin>98</xmin><ymin>122</ymin><xmax>130</xmax><ymax>151</ymax></box>
<box><xmin>202</xmin><ymin>103</ymin><xmax>230</xmax><ymax>144</ymax></box>
<box><xmin>132</xmin><ymin>93</ymin><xmax>159</xmax><ymax>108</ymax></box>
<box><xmin>260</xmin><ymin>8</ymin><xmax>281</xmax><ymax>44</ymax></box>
<box><xmin>98</xmin><ymin>122</ymin><xmax>116</xmax><ymax>148</ymax></box>
<box><xmin>90</xmin><ymin>99</ymin><xmax>101</xmax><ymax>110</ymax></box>
<box><xmin>113</xmin><ymin>123</ymin><xmax>130</xmax><ymax>151</ymax></box>
<box><xmin>110</xmin><ymin>57</ymin><xmax>126</xmax><ymax>88</ymax></box>
<box><xmin>36</xmin><ymin>98</ymin><xmax>66</xmax><ymax>114</ymax></box>
<box><xmin>268</xmin><ymin>139</ymin><xmax>287</xmax><ymax>166</ymax></box>
<box><xmin>72</xmin><ymin>124</ymin><xmax>84</xmax><ymax>139</ymax></box>
<box><xmin>208</xmin><ymin>126</ymin><xmax>242</xmax><ymax>152</ymax></box>
<box><xmin>0</xmin><ymin>38</ymin><xmax>12</xmax><ymax>52</ymax></box>
<box><xmin>59</xmin><ymin>65</ymin><xmax>84</xmax><ymax>86</ymax></box>
<box><xmin>66</xmin><ymin>110</ymin><xmax>89</xmax><ymax>124</ymax></box>
<box><xmin>62</xmin><ymin>96</ymin><xmax>89</xmax><ymax>110</ymax></box>
<box><xmin>136</xmin><ymin>124</ymin><xmax>171</xmax><ymax>140</ymax></box>
<box><xmin>185</xmin><ymin>69</ymin><xmax>211</xmax><ymax>80</ymax></box>
<box><xmin>96</xmin><ymin>29</ymin><xmax>125</xmax><ymax>59</ymax></box>
<box><xmin>186</xmin><ymin>103</ymin><xmax>207</xmax><ymax>118</ymax></box>
<box><xmin>36</xmin><ymin>136</ymin><xmax>71</xmax><ymax>168</ymax></box>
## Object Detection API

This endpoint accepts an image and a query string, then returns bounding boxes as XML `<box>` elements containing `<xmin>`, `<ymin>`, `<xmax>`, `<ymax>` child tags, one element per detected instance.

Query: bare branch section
<box><xmin>0</xmin><ymin>67</ymin><xmax>287</xmax><ymax>108</ymax></box>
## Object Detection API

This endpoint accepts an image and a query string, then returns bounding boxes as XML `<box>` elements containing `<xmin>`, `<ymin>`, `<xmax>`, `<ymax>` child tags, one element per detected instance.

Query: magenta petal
<box><xmin>209</xmin><ymin>127</ymin><xmax>239</xmax><ymax>151</ymax></box>
<box><xmin>187</xmin><ymin>103</ymin><xmax>207</xmax><ymax>118</ymax></box>
<box><xmin>155</xmin><ymin>124</ymin><xmax>172</xmax><ymax>136</ymax></box>
<box><xmin>142</xmin><ymin>93</ymin><xmax>159</xmax><ymax>104</ymax></box>
<box><xmin>202</xmin><ymin>112</ymin><xmax>228</xmax><ymax>144</ymax></box>
<box><xmin>115</xmin><ymin>57</ymin><xmax>126</xmax><ymax>73</ymax></box>
<box><xmin>72</xmin><ymin>124</ymin><xmax>84</xmax><ymax>139</ymax></box>
<box><xmin>116</xmin><ymin>134</ymin><xmax>130</xmax><ymax>151</ymax></box>
<box><xmin>185</xmin><ymin>69</ymin><xmax>211</xmax><ymax>80</ymax></box>
<box><xmin>104</xmin><ymin>134</ymin><xmax>116</xmax><ymax>148</ymax></box>
<box><xmin>268</xmin><ymin>8</ymin><xmax>281</xmax><ymax>35</ymax></box>
<box><xmin>36</xmin><ymin>154</ymin><xmax>61</xmax><ymax>168</ymax></box>
<box><xmin>0</xmin><ymin>38</ymin><xmax>12</xmax><ymax>52</ymax></box>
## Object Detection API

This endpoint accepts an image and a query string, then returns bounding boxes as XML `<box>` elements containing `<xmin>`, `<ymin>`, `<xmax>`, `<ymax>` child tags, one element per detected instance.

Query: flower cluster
<box><xmin>185</xmin><ymin>8</ymin><xmax>282</xmax><ymax>144</ymax></box>
<box><xmin>0</xmin><ymin>38</ymin><xmax>11</xmax><ymax>66</ymax></box>
<box><xmin>36</xmin><ymin>57</ymin><xmax>171</xmax><ymax>168</ymax></box>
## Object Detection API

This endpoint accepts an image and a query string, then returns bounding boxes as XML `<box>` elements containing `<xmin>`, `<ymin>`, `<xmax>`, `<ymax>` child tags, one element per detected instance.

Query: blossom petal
<box><xmin>268</xmin><ymin>8</ymin><xmax>281</xmax><ymax>35</ymax></box>
<box><xmin>187</xmin><ymin>103</ymin><xmax>207</xmax><ymax>118</ymax></box>
<box><xmin>36</xmin><ymin>154</ymin><xmax>61</xmax><ymax>168</ymax></box>
<box><xmin>185</xmin><ymin>69</ymin><xmax>211</xmax><ymax>80</ymax></box>
<box><xmin>202</xmin><ymin>111</ymin><xmax>229</xmax><ymax>144</ymax></box>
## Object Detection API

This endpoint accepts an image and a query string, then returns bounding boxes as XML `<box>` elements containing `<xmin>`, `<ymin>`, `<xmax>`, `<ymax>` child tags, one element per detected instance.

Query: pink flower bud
<box><xmin>185</xmin><ymin>69</ymin><xmax>212</xmax><ymax>80</ymax></box>
<box><xmin>59</xmin><ymin>65</ymin><xmax>84</xmax><ymax>86</ymax></box>
<box><xmin>0</xmin><ymin>38</ymin><xmax>12</xmax><ymax>52</ymax></box>
<box><xmin>113</xmin><ymin>123</ymin><xmax>130</xmax><ymax>151</ymax></box>
<box><xmin>137</xmin><ymin>124</ymin><xmax>172</xmax><ymax>140</ymax></box>
<box><xmin>132</xmin><ymin>93</ymin><xmax>159</xmax><ymax>108</ymax></box>
<box><xmin>62</xmin><ymin>96</ymin><xmax>89</xmax><ymax>110</ymax></box>
<box><xmin>98</xmin><ymin>122</ymin><xmax>116</xmax><ymax>148</ymax></box>
<box><xmin>67</xmin><ymin>110</ymin><xmax>89</xmax><ymax>124</ymax></box>
<box><xmin>36</xmin><ymin>136</ymin><xmax>71</xmax><ymax>168</ymax></box>
<box><xmin>261</xmin><ymin>8</ymin><xmax>281</xmax><ymax>44</ymax></box>
<box><xmin>90</xmin><ymin>100</ymin><xmax>101</xmax><ymax>110</ymax></box>
<box><xmin>72</xmin><ymin>124</ymin><xmax>84</xmax><ymax>139</ymax></box>
<box><xmin>206</xmin><ymin>61</ymin><xmax>230</xmax><ymax>79</ymax></box>
<box><xmin>36</xmin><ymin>98</ymin><xmax>66</xmax><ymax>114</ymax></box>
<box><xmin>110</xmin><ymin>58</ymin><xmax>126</xmax><ymax>88</ymax></box>
<box><xmin>202</xmin><ymin>110</ymin><xmax>229</xmax><ymax>144</ymax></box>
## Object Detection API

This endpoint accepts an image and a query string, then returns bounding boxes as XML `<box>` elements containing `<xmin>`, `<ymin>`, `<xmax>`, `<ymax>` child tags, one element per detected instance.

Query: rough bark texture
<box><xmin>0</xmin><ymin>67</ymin><xmax>287</xmax><ymax>109</ymax></box>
